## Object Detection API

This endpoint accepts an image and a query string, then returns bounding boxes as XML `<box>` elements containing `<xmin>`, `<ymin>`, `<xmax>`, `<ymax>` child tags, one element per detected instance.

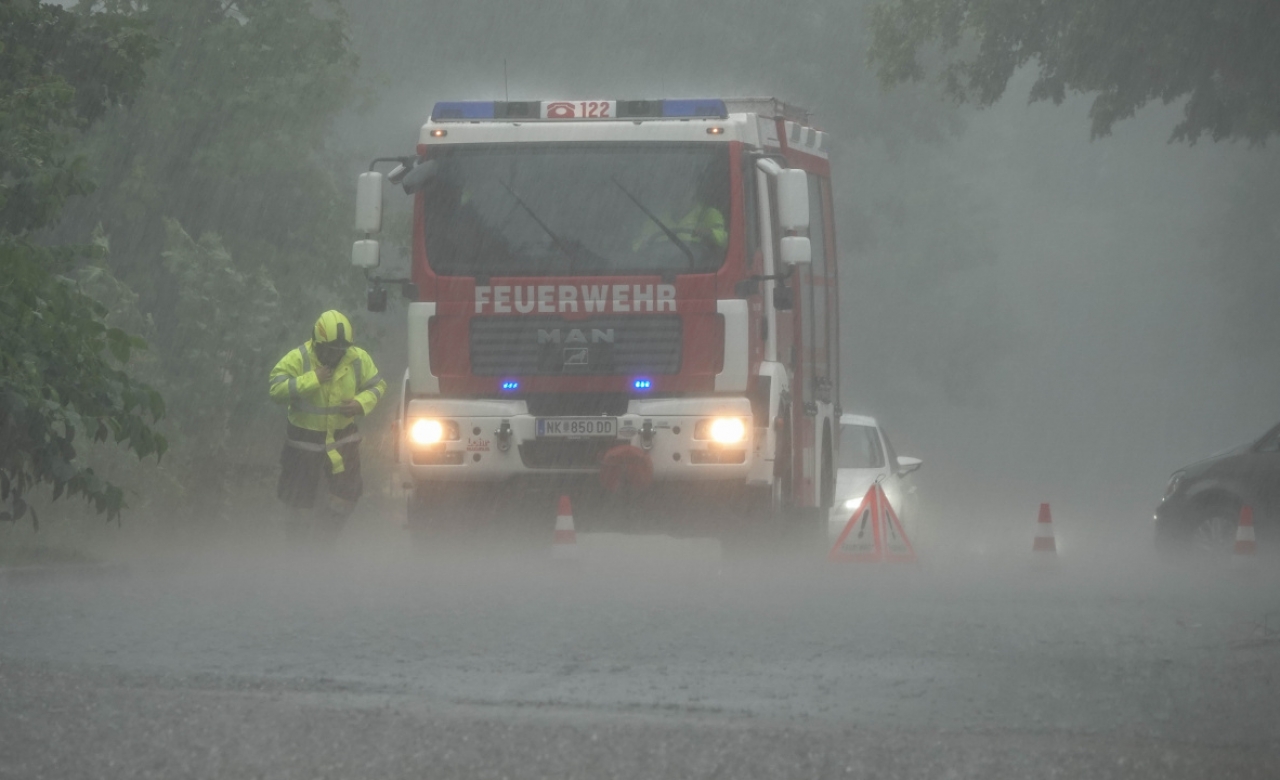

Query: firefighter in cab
<box><xmin>268</xmin><ymin>310</ymin><xmax>386</xmax><ymax>543</ymax></box>
<box><xmin>631</xmin><ymin>165</ymin><xmax>727</xmax><ymax>265</ymax></box>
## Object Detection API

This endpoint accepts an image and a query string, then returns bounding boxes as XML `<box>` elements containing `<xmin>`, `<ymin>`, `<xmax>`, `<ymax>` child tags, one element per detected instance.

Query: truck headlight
<box><xmin>408</xmin><ymin>419</ymin><xmax>459</xmax><ymax>445</ymax></box>
<box><xmin>695</xmin><ymin>417</ymin><xmax>746</xmax><ymax>445</ymax></box>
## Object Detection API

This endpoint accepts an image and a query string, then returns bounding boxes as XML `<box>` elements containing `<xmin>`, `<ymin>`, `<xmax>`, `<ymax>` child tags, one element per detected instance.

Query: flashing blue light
<box><xmin>633</xmin><ymin>378</ymin><xmax>653</xmax><ymax>391</ymax></box>
<box><xmin>662</xmin><ymin>99</ymin><xmax>728</xmax><ymax>118</ymax></box>
<box><xmin>431</xmin><ymin>101</ymin><xmax>496</xmax><ymax>121</ymax></box>
<box><xmin>501</xmin><ymin>381</ymin><xmax>520</xmax><ymax>391</ymax></box>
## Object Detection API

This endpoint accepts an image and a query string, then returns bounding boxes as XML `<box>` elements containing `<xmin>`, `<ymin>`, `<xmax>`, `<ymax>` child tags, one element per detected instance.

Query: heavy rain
<box><xmin>2</xmin><ymin>1</ymin><xmax>1279</xmax><ymax>778</ymax></box>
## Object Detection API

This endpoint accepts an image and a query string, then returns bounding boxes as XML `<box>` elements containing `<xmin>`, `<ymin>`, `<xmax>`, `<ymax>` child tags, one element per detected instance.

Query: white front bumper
<box><xmin>400</xmin><ymin>396</ymin><xmax>763</xmax><ymax>484</ymax></box>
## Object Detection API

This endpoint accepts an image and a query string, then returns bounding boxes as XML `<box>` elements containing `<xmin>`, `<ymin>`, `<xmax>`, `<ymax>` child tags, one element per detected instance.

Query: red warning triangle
<box><xmin>879</xmin><ymin>487</ymin><xmax>916</xmax><ymax>563</ymax></box>
<box><xmin>829</xmin><ymin>484</ymin><xmax>883</xmax><ymax>562</ymax></box>
<box><xmin>828</xmin><ymin>483</ymin><xmax>916</xmax><ymax>564</ymax></box>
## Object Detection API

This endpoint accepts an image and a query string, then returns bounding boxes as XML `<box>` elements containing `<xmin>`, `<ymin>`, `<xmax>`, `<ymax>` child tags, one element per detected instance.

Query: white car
<box><xmin>828</xmin><ymin>414</ymin><xmax>923</xmax><ymax>544</ymax></box>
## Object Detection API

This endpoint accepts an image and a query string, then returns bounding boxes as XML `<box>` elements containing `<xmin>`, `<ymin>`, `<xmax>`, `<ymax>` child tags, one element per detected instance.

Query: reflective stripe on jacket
<box><xmin>268</xmin><ymin>342</ymin><xmax>387</xmax><ymax>472</ymax></box>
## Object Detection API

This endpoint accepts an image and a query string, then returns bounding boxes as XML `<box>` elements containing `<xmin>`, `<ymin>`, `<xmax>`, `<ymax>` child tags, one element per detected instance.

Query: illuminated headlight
<box><xmin>695</xmin><ymin>417</ymin><xmax>747</xmax><ymax>444</ymax></box>
<box><xmin>409</xmin><ymin>419</ymin><xmax>443</xmax><ymax>445</ymax></box>
<box><xmin>843</xmin><ymin>498</ymin><xmax>860</xmax><ymax>510</ymax></box>
<box><xmin>408</xmin><ymin>419</ymin><xmax>459</xmax><ymax>445</ymax></box>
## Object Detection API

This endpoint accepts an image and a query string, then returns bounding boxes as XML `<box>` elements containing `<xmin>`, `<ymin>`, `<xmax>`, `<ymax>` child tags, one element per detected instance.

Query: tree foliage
<box><xmin>868</xmin><ymin>0</ymin><xmax>1280</xmax><ymax>143</ymax></box>
<box><xmin>0</xmin><ymin>242</ymin><xmax>166</xmax><ymax>525</ymax></box>
<box><xmin>0</xmin><ymin>0</ymin><xmax>162</xmax><ymax>526</ymax></box>
<box><xmin>0</xmin><ymin>0</ymin><xmax>154</xmax><ymax>235</ymax></box>
<box><xmin>64</xmin><ymin>0</ymin><xmax>359</xmax><ymax>296</ymax></box>
<box><xmin>46</xmin><ymin>0</ymin><xmax>362</xmax><ymax>524</ymax></box>
<box><xmin>152</xmin><ymin>221</ymin><xmax>285</xmax><ymax>513</ymax></box>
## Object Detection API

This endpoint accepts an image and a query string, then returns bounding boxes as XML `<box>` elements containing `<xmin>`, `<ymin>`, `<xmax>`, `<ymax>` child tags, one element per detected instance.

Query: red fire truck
<box><xmin>352</xmin><ymin>97</ymin><xmax>841</xmax><ymax>545</ymax></box>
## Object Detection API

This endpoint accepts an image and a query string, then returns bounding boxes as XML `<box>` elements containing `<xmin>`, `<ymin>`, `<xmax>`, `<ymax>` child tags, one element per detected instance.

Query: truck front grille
<box><xmin>518</xmin><ymin>439</ymin><xmax>621</xmax><ymax>470</ymax></box>
<box><xmin>470</xmin><ymin>316</ymin><xmax>681</xmax><ymax>376</ymax></box>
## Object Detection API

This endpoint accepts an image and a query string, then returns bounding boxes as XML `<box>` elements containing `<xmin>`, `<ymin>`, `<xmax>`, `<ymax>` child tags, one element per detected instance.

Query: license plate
<box><xmin>536</xmin><ymin>417</ymin><xmax>618</xmax><ymax>438</ymax></box>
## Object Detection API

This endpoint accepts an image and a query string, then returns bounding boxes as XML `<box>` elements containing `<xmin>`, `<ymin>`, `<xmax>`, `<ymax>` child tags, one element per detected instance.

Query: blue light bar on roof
<box><xmin>431</xmin><ymin>101</ymin><xmax>496</xmax><ymax>121</ymax></box>
<box><xmin>430</xmin><ymin>99</ymin><xmax>729</xmax><ymax>122</ymax></box>
<box><xmin>661</xmin><ymin>99</ymin><xmax>728</xmax><ymax>118</ymax></box>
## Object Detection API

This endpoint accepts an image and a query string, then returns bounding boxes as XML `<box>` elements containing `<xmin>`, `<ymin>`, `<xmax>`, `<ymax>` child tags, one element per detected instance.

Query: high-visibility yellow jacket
<box><xmin>268</xmin><ymin>342</ymin><xmax>387</xmax><ymax>472</ymax></box>
<box><xmin>679</xmin><ymin>204</ymin><xmax>727</xmax><ymax>249</ymax></box>
<box><xmin>633</xmin><ymin>205</ymin><xmax>727</xmax><ymax>253</ymax></box>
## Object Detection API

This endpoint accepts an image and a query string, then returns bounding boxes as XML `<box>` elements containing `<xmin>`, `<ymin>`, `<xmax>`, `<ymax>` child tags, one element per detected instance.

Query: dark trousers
<box><xmin>276</xmin><ymin>423</ymin><xmax>363</xmax><ymax>510</ymax></box>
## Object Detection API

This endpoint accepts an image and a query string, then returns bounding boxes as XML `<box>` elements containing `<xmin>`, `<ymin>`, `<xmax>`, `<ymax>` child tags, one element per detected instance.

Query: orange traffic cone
<box><xmin>1033</xmin><ymin>503</ymin><xmax>1057</xmax><ymax>554</ymax></box>
<box><xmin>553</xmin><ymin>495</ymin><xmax>579</xmax><ymax>561</ymax></box>
<box><xmin>1234</xmin><ymin>505</ymin><xmax>1257</xmax><ymax>557</ymax></box>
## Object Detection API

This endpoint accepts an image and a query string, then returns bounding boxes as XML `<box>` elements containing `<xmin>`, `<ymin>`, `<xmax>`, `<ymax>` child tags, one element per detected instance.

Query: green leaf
<box><xmin>106</xmin><ymin>327</ymin><xmax>131</xmax><ymax>363</ymax></box>
<box><xmin>2</xmin><ymin>390</ymin><xmax>28</xmax><ymax>414</ymax></box>
<box><xmin>148</xmin><ymin>388</ymin><xmax>165</xmax><ymax>420</ymax></box>
<box><xmin>868</xmin><ymin>0</ymin><xmax>1280</xmax><ymax>144</ymax></box>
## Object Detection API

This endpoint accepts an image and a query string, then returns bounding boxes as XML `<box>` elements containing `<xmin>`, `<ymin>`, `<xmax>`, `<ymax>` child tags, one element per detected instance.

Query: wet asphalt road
<box><xmin>2</xmin><ymin>525</ymin><xmax>1280</xmax><ymax>779</ymax></box>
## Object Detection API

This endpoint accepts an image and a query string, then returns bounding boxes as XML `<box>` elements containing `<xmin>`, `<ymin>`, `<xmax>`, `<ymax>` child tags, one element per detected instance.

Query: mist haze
<box><xmin>338</xmin><ymin>0</ymin><xmax>1280</xmax><ymax>531</ymax></box>
<box><xmin>4</xmin><ymin>1</ymin><xmax>1280</xmax><ymax>777</ymax></box>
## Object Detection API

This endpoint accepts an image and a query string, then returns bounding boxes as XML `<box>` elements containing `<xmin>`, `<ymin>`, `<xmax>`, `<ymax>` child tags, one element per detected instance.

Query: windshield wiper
<box><xmin>497</xmin><ymin>179</ymin><xmax>579</xmax><ymax>264</ymax></box>
<box><xmin>611</xmin><ymin>177</ymin><xmax>697</xmax><ymax>270</ymax></box>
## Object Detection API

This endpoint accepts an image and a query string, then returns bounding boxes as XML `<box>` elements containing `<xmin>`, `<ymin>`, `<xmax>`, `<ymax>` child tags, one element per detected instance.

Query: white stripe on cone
<box><xmin>553</xmin><ymin>495</ymin><xmax>579</xmax><ymax>560</ymax></box>
<box><xmin>1234</xmin><ymin>506</ymin><xmax>1256</xmax><ymax>557</ymax></box>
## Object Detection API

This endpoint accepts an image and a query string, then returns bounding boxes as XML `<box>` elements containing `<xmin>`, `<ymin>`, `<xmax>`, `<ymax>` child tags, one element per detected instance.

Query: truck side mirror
<box><xmin>367</xmin><ymin>286</ymin><xmax>388</xmax><ymax>313</ymax></box>
<box><xmin>779</xmin><ymin>235</ymin><xmax>811</xmax><ymax>266</ymax></box>
<box><xmin>355</xmin><ymin>171</ymin><xmax>383</xmax><ymax>233</ymax></box>
<box><xmin>772</xmin><ymin>284</ymin><xmax>793</xmax><ymax>311</ymax></box>
<box><xmin>400</xmin><ymin>159</ymin><xmax>438</xmax><ymax>194</ymax></box>
<box><xmin>351</xmin><ymin>239</ymin><xmax>380</xmax><ymax>269</ymax></box>
<box><xmin>776</xmin><ymin>169</ymin><xmax>809</xmax><ymax>231</ymax></box>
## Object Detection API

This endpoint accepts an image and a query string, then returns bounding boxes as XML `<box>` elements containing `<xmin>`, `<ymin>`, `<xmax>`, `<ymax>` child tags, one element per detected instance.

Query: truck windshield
<box><xmin>421</xmin><ymin>143</ymin><xmax>730</xmax><ymax>277</ymax></box>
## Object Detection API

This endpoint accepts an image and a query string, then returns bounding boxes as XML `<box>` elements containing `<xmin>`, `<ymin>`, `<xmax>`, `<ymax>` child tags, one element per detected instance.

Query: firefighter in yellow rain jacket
<box><xmin>630</xmin><ymin>168</ymin><xmax>728</xmax><ymax>264</ymax></box>
<box><xmin>660</xmin><ymin>204</ymin><xmax>727</xmax><ymax>249</ymax></box>
<box><xmin>268</xmin><ymin>310</ymin><xmax>386</xmax><ymax>542</ymax></box>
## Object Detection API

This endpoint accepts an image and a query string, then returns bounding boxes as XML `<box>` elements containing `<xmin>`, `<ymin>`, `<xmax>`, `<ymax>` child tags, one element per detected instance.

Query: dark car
<box><xmin>1155</xmin><ymin>421</ymin><xmax>1280</xmax><ymax>552</ymax></box>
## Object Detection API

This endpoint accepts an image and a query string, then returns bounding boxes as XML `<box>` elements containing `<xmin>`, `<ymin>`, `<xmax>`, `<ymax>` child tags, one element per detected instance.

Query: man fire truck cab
<box><xmin>352</xmin><ymin>97</ymin><xmax>841</xmax><ymax>546</ymax></box>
